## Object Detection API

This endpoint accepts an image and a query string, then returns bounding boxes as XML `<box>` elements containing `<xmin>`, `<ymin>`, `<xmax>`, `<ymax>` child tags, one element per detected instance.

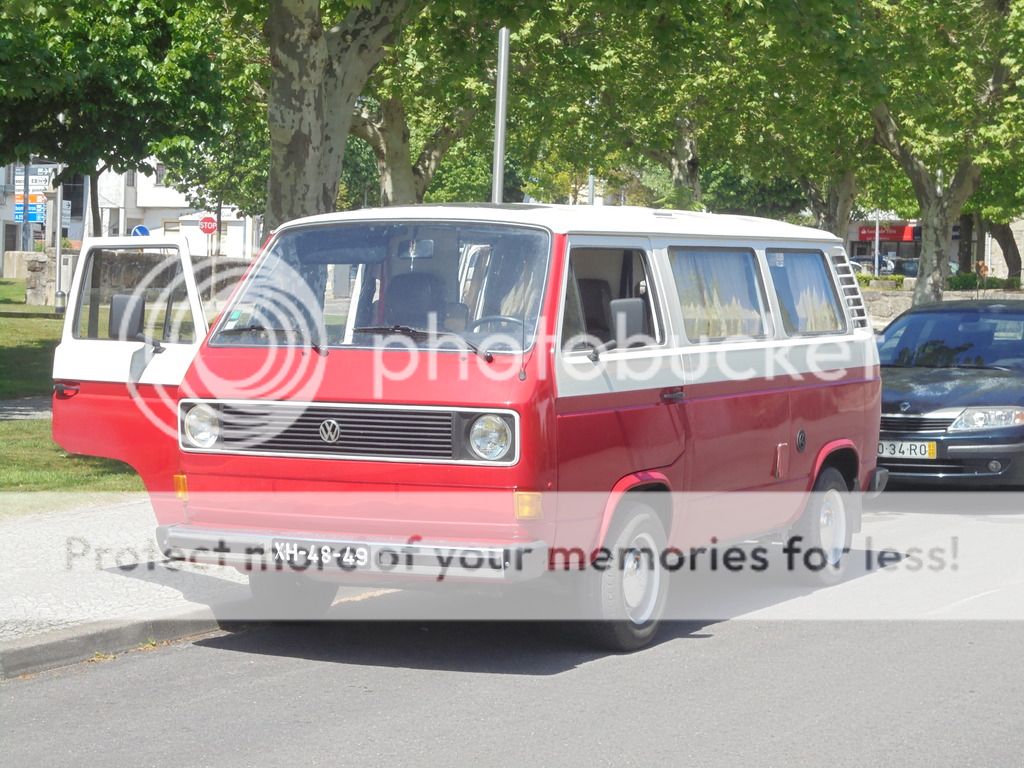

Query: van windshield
<box><xmin>212</xmin><ymin>221</ymin><xmax>550</xmax><ymax>353</ymax></box>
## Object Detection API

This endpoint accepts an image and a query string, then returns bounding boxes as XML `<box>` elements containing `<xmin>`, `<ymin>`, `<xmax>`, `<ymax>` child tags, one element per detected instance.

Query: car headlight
<box><xmin>468</xmin><ymin>414</ymin><xmax>512</xmax><ymax>460</ymax></box>
<box><xmin>948</xmin><ymin>407</ymin><xmax>1024</xmax><ymax>432</ymax></box>
<box><xmin>183</xmin><ymin>403</ymin><xmax>221</xmax><ymax>448</ymax></box>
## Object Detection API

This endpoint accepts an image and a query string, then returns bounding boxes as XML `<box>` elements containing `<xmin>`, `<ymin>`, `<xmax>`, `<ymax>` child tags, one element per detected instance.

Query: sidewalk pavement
<box><xmin>0</xmin><ymin>494</ymin><xmax>249</xmax><ymax>678</ymax></box>
<box><xmin>0</xmin><ymin>396</ymin><xmax>52</xmax><ymax>420</ymax></box>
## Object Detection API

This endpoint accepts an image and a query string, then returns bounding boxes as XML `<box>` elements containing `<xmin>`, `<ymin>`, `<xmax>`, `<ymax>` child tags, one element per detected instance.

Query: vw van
<box><xmin>52</xmin><ymin>205</ymin><xmax>885</xmax><ymax>649</ymax></box>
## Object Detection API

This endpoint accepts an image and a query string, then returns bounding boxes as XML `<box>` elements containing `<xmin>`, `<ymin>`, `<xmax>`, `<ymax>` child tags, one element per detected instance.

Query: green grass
<box><xmin>0</xmin><ymin>314</ymin><xmax>62</xmax><ymax>397</ymax></box>
<box><xmin>0</xmin><ymin>419</ymin><xmax>142</xmax><ymax>493</ymax></box>
<box><xmin>0</xmin><ymin>278</ymin><xmax>26</xmax><ymax>304</ymax></box>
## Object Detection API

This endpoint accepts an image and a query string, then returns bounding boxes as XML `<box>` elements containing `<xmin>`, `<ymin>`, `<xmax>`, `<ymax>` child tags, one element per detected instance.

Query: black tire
<box><xmin>791</xmin><ymin>467</ymin><xmax>854</xmax><ymax>586</ymax></box>
<box><xmin>248</xmin><ymin>570</ymin><xmax>339</xmax><ymax>620</ymax></box>
<box><xmin>583</xmin><ymin>504</ymin><xmax>669</xmax><ymax>652</ymax></box>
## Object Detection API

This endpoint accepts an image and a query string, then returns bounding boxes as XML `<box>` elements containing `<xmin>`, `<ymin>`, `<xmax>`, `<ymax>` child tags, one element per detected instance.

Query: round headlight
<box><xmin>468</xmin><ymin>414</ymin><xmax>512</xmax><ymax>461</ymax></box>
<box><xmin>183</xmin><ymin>404</ymin><xmax>220</xmax><ymax>449</ymax></box>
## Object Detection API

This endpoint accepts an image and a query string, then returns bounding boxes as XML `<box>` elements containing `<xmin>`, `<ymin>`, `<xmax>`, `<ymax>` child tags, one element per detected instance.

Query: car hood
<box><xmin>881</xmin><ymin>366</ymin><xmax>1024</xmax><ymax>414</ymax></box>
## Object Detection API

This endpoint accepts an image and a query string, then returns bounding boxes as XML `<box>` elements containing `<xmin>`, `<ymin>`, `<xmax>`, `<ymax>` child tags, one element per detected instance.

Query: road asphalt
<box><xmin>2</xmin><ymin>619</ymin><xmax>1021</xmax><ymax>767</ymax></box>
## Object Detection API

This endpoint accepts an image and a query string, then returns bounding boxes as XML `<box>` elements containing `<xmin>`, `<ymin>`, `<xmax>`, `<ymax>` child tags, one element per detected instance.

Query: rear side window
<box><xmin>767</xmin><ymin>249</ymin><xmax>845</xmax><ymax>335</ymax></box>
<box><xmin>668</xmin><ymin>247</ymin><xmax>768</xmax><ymax>341</ymax></box>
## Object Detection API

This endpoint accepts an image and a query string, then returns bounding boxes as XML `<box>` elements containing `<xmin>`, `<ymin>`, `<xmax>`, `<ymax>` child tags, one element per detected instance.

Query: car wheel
<box><xmin>792</xmin><ymin>467</ymin><xmax>854</xmax><ymax>585</ymax></box>
<box><xmin>584</xmin><ymin>503</ymin><xmax>669</xmax><ymax>652</ymax></box>
<box><xmin>248</xmin><ymin>570</ymin><xmax>339</xmax><ymax>620</ymax></box>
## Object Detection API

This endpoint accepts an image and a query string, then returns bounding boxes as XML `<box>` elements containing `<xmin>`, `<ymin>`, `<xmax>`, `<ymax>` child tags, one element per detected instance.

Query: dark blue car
<box><xmin>878</xmin><ymin>300</ymin><xmax>1024</xmax><ymax>486</ymax></box>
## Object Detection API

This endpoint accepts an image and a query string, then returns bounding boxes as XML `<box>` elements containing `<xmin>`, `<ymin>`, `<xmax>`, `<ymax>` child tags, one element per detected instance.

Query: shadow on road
<box><xmin>179</xmin><ymin>547</ymin><xmax>887</xmax><ymax>675</ymax></box>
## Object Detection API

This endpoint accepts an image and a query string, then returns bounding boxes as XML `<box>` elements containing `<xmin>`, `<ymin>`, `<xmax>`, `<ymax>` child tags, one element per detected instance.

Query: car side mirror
<box><xmin>109</xmin><ymin>293</ymin><xmax>146</xmax><ymax>341</ymax></box>
<box><xmin>590</xmin><ymin>298</ymin><xmax>647</xmax><ymax>362</ymax></box>
<box><xmin>610</xmin><ymin>297</ymin><xmax>644</xmax><ymax>345</ymax></box>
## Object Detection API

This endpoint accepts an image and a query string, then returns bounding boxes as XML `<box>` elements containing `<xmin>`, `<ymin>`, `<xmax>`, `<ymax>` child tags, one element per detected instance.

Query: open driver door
<box><xmin>52</xmin><ymin>236</ymin><xmax>207</xmax><ymax>494</ymax></box>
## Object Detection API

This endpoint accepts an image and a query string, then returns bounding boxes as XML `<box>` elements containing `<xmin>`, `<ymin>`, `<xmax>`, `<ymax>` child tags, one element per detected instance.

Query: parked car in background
<box><xmin>877</xmin><ymin>300</ymin><xmax>1024</xmax><ymax>486</ymax></box>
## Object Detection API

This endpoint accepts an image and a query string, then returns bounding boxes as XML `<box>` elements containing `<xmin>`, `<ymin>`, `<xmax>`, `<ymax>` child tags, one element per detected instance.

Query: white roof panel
<box><xmin>277</xmin><ymin>203</ymin><xmax>840</xmax><ymax>243</ymax></box>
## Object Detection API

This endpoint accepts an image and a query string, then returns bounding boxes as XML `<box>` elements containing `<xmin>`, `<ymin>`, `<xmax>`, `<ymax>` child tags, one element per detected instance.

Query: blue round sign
<box><xmin>131</xmin><ymin>224</ymin><xmax>150</xmax><ymax>237</ymax></box>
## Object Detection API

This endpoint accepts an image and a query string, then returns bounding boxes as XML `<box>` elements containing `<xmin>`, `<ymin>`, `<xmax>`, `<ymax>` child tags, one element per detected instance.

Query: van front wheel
<box><xmin>584</xmin><ymin>504</ymin><xmax>669</xmax><ymax>652</ymax></box>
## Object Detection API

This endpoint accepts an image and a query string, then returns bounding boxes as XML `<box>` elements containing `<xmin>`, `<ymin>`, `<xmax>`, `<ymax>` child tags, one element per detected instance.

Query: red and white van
<box><xmin>52</xmin><ymin>205</ymin><xmax>884</xmax><ymax>649</ymax></box>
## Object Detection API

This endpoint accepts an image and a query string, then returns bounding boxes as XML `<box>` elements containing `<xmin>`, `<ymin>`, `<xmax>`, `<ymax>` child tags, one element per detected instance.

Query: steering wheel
<box><xmin>469</xmin><ymin>315</ymin><xmax>525</xmax><ymax>332</ymax></box>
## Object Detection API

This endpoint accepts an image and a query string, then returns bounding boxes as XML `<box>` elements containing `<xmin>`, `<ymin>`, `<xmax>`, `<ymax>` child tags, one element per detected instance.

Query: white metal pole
<box><xmin>491</xmin><ymin>27</ymin><xmax>510</xmax><ymax>204</ymax></box>
<box><xmin>54</xmin><ymin>172</ymin><xmax>63</xmax><ymax>304</ymax></box>
<box><xmin>587</xmin><ymin>172</ymin><xmax>595</xmax><ymax>205</ymax></box>
<box><xmin>873</xmin><ymin>216</ymin><xmax>881</xmax><ymax>276</ymax></box>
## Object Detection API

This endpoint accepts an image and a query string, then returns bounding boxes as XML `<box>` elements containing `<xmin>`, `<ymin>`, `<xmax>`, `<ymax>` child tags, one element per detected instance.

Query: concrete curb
<box><xmin>0</xmin><ymin>607</ymin><xmax>237</xmax><ymax>680</ymax></box>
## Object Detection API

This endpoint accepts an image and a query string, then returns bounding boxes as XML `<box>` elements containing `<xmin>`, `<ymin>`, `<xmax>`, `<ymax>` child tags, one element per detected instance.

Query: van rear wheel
<box><xmin>792</xmin><ymin>467</ymin><xmax>854</xmax><ymax>585</ymax></box>
<box><xmin>583</xmin><ymin>504</ymin><xmax>669</xmax><ymax>652</ymax></box>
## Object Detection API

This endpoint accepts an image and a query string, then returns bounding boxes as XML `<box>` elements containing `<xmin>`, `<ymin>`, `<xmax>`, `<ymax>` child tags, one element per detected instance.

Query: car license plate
<box><xmin>877</xmin><ymin>440</ymin><xmax>937</xmax><ymax>460</ymax></box>
<box><xmin>272</xmin><ymin>540</ymin><xmax>371</xmax><ymax>570</ymax></box>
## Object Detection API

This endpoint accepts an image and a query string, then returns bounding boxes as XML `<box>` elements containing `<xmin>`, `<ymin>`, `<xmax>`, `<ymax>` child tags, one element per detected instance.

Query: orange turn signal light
<box><xmin>514</xmin><ymin>491</ymin><xmax>542</xmax><ymax>520</ymax></box>
<box><xmin>173</xmin><ymin>474</ymin><xmax>188</xmax><ymax>501</ymax></box>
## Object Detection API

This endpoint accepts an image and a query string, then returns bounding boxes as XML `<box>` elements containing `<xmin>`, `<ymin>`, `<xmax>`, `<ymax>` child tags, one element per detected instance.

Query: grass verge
<box><xmin>0</xmin><ymin>316</ymin><xmax>61</xmax><ymax>397</ymax></box>
<box><xmin>0</xmin><ymin>419</ymin><xmax>142</xmax><ymax>495</ymax></box>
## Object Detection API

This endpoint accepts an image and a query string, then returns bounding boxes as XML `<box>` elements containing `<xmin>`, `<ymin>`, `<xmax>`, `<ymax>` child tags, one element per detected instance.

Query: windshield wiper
<box><xmin>217</xmin><ymin>322</ymin><xmax>328</xmax><ymax>356</ymax></box>
<box><xmin>353</xmin><ymin>325</ymin><xmax>493</xmax><ymax>362</ymax></box>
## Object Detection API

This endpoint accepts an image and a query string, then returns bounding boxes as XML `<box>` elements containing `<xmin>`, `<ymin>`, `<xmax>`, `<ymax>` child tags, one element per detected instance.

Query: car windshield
<box><xmin>212</xmin><ymin>221</ymin><xmax>550</xmax><ymax>352</ymax></box>
<box><xmin>878</xmin><ymin>309</ymin><xmax>1024</xmax><ymax>370</ymax></box>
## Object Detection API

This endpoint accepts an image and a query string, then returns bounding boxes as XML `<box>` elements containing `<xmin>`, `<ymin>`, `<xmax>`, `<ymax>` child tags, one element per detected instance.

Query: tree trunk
<box><xmin>799</xmin><ymin>169</ymin><xmax>856</xmax><ymax>239</ymax></box>
<box><xmin>957</xmin><ymin>213</ymin><xmax>974</xmax><ymax>274</ymax></box>
<box><xmin>668</xmin><ymin>118</ymin><xmax>701</xmax><ymax>202</ymax></box>
<box><xmin>990</xmin><ymin>221</ymin><xmax>1021</xmax><ymax>279</ymax></box>
<box><xmin>264</xmin><ymin>0</ymin><xmax>408</xmax><ymax>230</ymax></box>
<box><xmin>871</xmin><ymin>102</ymin><xmax>980</xmax><ymax>305</ymax></box>
<box><xmin>89</xmin><ymin>173</ymin><xmax>101</xmax><ymax>237</ymax></box>
<box><xmin>351</xmin><ymin>96</ymin><xmax>477</xmax><ymax>207</ymax></box>
<box><xmin>974</xmin><ymin>214</ymin><xmax>987</xmax><ymax>272</ymax></box>
<box><xmin>372</xmin><ymin>97</ymin><xmax>418</xmax><ymax>206</ymax></box>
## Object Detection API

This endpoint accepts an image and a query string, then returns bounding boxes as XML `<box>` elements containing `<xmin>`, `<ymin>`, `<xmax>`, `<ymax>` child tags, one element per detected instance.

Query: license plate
<box><xmin>272</xmin><ymin>540</ymin><xmax>371</xmax><ymax>570</ymax></box>
<box><xmin>877</xmin><ymin>440</ymin><xmax>937</xmax><ymax>460</ymax></box>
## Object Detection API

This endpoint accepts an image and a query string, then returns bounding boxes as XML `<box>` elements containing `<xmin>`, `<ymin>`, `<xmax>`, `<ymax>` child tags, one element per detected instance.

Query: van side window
<box><xmin>766</xmin><ymin>249</ymin><xmax>846</xmax><ymax>335</ymax></box>
<box><xmin>562</xmin><ymin>248</ymin><xmax>662</xmax><ymax>351</ymax></box>
<box><xmin>668</xmin><ymin>247</ymin><xmax>768</xmax><ymax>341</ymax></box>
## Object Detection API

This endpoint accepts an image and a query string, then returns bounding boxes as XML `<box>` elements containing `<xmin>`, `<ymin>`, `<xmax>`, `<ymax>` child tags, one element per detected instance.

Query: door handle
<box><xmin>660</xmin><ymin>388</ymin><xmax>685</xmax><ymax>403</ymax></box>
<box><xmin>54</xmin><ymin>382</ymin><xmax>80</xmax><ymax>398</ymax></box>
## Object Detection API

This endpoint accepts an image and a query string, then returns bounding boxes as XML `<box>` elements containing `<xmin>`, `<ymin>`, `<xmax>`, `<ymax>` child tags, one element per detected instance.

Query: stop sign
<box><xmin>198</xmin><ymin>216</ymin><xmax>217</xmax><ymax>235</ymax></box>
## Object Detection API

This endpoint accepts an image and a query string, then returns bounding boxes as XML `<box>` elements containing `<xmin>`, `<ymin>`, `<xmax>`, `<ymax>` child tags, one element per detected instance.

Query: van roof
<box><xmin>278</xmin><ymin>203</ymin><xmax>840</xmax><ymax>243</ymax></box>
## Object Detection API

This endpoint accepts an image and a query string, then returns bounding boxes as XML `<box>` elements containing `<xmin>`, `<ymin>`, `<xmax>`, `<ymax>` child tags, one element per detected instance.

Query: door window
<box><xmin>74</xmin><ymin>247</ymin><xmax>197</xmax><ymax>343</ymax></box>
<box><xmin>561</xmin><ymin>247</ymin><xmax>662</xmax><ymax>352</ymax></box>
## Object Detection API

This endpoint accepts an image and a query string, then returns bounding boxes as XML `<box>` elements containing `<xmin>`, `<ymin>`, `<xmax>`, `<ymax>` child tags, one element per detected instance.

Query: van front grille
<box><xmin>217</xmin><ymin>403</ymin><xmax>455</xmax><ymax>460</ymax></box>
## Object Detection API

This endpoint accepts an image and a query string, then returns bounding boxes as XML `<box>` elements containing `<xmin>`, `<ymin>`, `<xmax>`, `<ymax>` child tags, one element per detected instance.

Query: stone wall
<box><xmin>863</xmin><ymin>287</ymin><xmax>1024</xmax><ymax>330</ymax></box>
<box><xmin>24</xmin><ymin>253</ymin><xmax>56</xmax><ymax>306</ymax></box>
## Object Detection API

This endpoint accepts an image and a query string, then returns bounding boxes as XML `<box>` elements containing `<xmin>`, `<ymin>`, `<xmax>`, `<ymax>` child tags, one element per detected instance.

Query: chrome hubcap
<box><xmin>818</xmin><ymin>489</ymin><xmax>847</xmax><ymax>567</ymax></box>
<box><xmin>621</xmin><ymin>531</ymin><xmax>660</xmax><ymax>625</ymax></box>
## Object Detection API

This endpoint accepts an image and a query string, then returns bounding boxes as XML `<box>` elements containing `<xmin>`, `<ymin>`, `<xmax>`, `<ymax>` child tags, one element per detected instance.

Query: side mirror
<box><xmin>610</xmin><ymin>297</ymin><xmax>645</xmax><ymax>346</ymax></box>
<box><xmin>589</xmin><ymin>298</ymin><xmax>646</xmax><ymax>362</ymax></box>
<box><xmin>109</xmin><ymin>293</ymin><xmax>146</xmax><ymax>341</ymax></box>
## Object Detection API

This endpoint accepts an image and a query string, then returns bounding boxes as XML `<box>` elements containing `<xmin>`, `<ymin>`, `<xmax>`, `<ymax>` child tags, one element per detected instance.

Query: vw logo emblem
<box><xmin>899</xmin><ymin>401</ymin><xmax>912</xmax><ymax>413</ymax></box>
<box><xmin>319</xmin><ymin>419</ymin><xmax>342</xmax><ymax>444</ymax></box>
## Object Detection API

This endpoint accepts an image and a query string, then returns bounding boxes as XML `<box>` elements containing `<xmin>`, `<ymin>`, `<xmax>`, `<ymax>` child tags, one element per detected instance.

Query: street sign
<box><xmin>61</xmin><ymin>200</ymin><xmax>72</xmax><ymax>227</ymax></box>
<box><xmin>198</xmin><ymin>216</ymin><xmax>218</xmax><ymax>235</ymax></box>
<box><xmin>131</xmin><ymin>224</ymin><xmax>150</xmax><ymax>237</ymax></box>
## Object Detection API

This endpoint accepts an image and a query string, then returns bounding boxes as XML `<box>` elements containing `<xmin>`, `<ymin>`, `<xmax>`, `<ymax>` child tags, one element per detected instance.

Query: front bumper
<box><xmin>156</xmin><ymin>524</ymin><xmax>548</xmax><ymax>582</ymax></box>
<box><xmin>878</xmin><ymin>432</ymin><xmax>1024</xmax><ymax>486</ymax></box>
